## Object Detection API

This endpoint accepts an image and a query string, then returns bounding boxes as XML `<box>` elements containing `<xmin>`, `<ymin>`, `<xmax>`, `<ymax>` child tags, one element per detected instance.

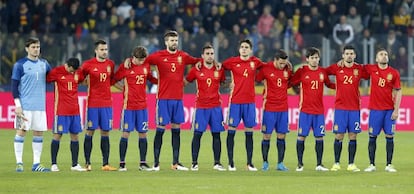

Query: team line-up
<box><xmin>11</xmin><ymin>30</ymin><xmax>401</xmax><ymax>173</ymax></box>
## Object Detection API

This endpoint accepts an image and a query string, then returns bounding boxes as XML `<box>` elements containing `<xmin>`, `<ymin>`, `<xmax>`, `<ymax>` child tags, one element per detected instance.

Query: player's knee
<box><xmin>348</xmin><ymin>133</ymin><xmax>357</xmax><ymax>140</ymax></box>
<box><xmin>171</xmin><ymin>123</ymin><xmax>180</xmax><ymax>129</ymax></box>
<box><xmin>122</xmin><ymin>132</ymin><xmax>130</xmax><ymax>138</ymax></box>
<box><xmin>138</xmin><ymin>132</ymin><xmax>147</xmax><ymax>138</ymax></box>
<box><xmin>276</xmin><ymin>133</ymin><xmax>286</xmax><ymax>139</ymax></box>
<box><xmin>86</xmin><ymin>130</ymin><xmax>94</xmax><ymax>136</ymax></box>
<box><xmin>16</xmin><ymin>130</ymin><xmax>26</xmax><ymax>137</ymax></box>
<box><xmin>33</xmin><ymin>131</ymin><xmax>43</xmax><ymax>136</ymax></box>
<box><xmin>245</xmin><ymin>127</ymin><xmax>254</xmax><ymax>132</ymax></box>
<box><xmin>335</xmin><ymin>134</ymin><xmax>345</xmax><ymax>140</ymax></box>
<box><xmin>263</xmin><ymin>134</ymin><xmax>271</xmax><ymax>140</ymax></box>
<box><xmin>101</xmin><ymin>130</ymin><xmax>110</xmax><ymax>136</ymax></box>
<box><xmin>53</xmin><ymin>133</ymin><xmax>62</xmax><ymax>141</ymax></box>
<box><xmin>70</xmin><ymin>134</ymin><xmax>79</xmax><ymax>141</ymax></box>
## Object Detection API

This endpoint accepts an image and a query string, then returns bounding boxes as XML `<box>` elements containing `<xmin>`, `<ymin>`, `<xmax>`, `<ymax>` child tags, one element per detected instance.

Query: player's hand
<box><xmin>15</xmin><ymin>107</ymin><xmax>23</xmax><ymax>118</ymax></box>
<box><xmin>124</xmin><ymin>58</ymin><xmax>132</xmax><ymax>69</ymax></box>
<box><xmin>391</xmin><ymin>110</ymin><xmax>399</xmax><ymax>120</ymax></box>
<box><xmin>15</xmin><ymin>107</ymin><xmax>28</xmax><ymax>121</ymax></box>
<box><xmin>15</xmin><ymin>107</ymin><xmax>28</xmax><ymax>130</ymax></box>
<box><xmin>195</xmin><ymin>61</ymin><xmax>202</xmax><ymax>71</ymax></box>
<box><xmin>286</xmin><ymin>61</ymin><xmax>293</xmax><ymax>70</ymax></box>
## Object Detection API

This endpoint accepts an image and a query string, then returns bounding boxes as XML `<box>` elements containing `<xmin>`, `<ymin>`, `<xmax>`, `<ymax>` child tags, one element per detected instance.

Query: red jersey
<box><xmin>365</xmin><ymin>64</ymin><xmax>401</xmax><ymax>110</ymax></box>
<box><xmin>223</xmin><ymin>56</ymin><xmax>263</xmax><ymax>103</ymax></box>
<box><xmin>113</xmin><ymin>61</ymin><xmax>157</xmax><ymax>110</ymax></box>
<box><xmin>186</xmin><ymin>63</ymin><xmax>225</xmax><ymax>108</ymax></box>
<box><xmin>81</xmin><ymin>57</ymin><xmax>115</xmax><ymax>107</ymax></box>
<box><xmin>145</xmin><ymin>50</ymin><xmax>199</xmax><ymax>99</ymax></box>
<box><xmin>47</xmin><ymin>66</ymin><xmax>84</xmax><ymax>115</ymax></box>
<box><xmin>290</xmin><ymin>65</ymin><xmax>335</xmax><ymax>114</ymax></box>
<box><xmin>326</xmin><ymin>63</ymin><xmax>369</xmax><ymax>110</ymax></box>
<box><xmin>256</xmin><ymin>62</ymin><xmax>292</xmax><ymax>112</ymax></box>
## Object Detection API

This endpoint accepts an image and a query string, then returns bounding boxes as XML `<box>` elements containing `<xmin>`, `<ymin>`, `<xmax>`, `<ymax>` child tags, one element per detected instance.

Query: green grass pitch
<box><xmin>0</xmin><ymin>129</ymin><xmax>413</xmax><ymax>194</ymax></box>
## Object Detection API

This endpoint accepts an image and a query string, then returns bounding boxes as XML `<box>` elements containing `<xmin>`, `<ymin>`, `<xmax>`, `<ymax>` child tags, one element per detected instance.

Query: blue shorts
<box><xmin>156</xmin><ymin>99</ymin><xmax>184</xmax><ymax>126</ymax></box>
<box><xmin>368</xmin><ymin>110</ymin><xmax>395</xmax><ymax>136</ymax></box>
<box><xmin>86</xmin><ymin>107</ymin><xmax>113</xmax><ymax>131</ymax></box>
<box><xmin>192</xmin><ymin>106</ymin><xmax>225</xmax><ymax>133</ymax></box>
<box><xmin>53</xmin><ymin>115</ymin><xmax>82</xmax><ymax>134</ymax></box>
<box><xmin>298</xmin><ymin>112</ymin><xmax>325</xmax><ymax>137</ymax></box>
<box><xmin>227</xmin><ymin>103</ymin><xmax>256</xmax><ymax>128</ymax></box>
<box><xmin>333</xmin><ymin>109</ymin><xmax>361</xmax><ymax>134</ymax></box>
<box><xmin>261</xmin><ymin>111</ymin><xmax>289</xmax><ymax>134</ymax></box>
<box><xmin>120</xmin><ymin>109</ymin><xmax>149</xmax><ymax>133</ymax></box>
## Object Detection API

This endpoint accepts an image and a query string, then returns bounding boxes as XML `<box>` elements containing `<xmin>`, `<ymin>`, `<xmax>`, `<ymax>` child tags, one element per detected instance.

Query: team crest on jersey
<box><xmin>143</xmin><ymin>68</ymin><xmax>147</xmax><ymax>75</ymax></box>
<box><xmin>178</xmin><ymin>56</ymin><xmax>182</xmax><ymax>64</ymax></box>
<box><xmin>58</xmin><ymin>125</ymin><xmax>63</xmax><ymax>131</ymax></box>
<box><xmin>124</xmin><ymin>123</ymin><xmax>129</xmax><ymax>129</ymax></box>
<box><xmin>319</xmin><ymin>73</ymin><xmax>324</xmax><ymax>81</ymax></box>
<box><xmin>214</xmin><ymin>71</ymin><xmax>219</xmax><ymax>78</ymax></box>
<box><xmin>74</xmin><ymin>74</ymin><xmax>79</xmax><ymax>82</ymax></box>
<box><xmin>250</xmin><ymin>62</ymin><xmax>255</xmax><ymax>69</ymax></box>
<box><xmin>387</xmin><ymin>73</ymin><xmax>393</xmax><ymax>81</ymax></box>
<box><xmin>333</xmin><ymin>124</ymin><xmax>338</xmax><ymax>131</ymax></box>
<box><xmin>353</xmin><ymin>69</ymin><xmax>359</xmax><ymax>77</ymax></box>
<box><xmin>107</xmin><ymin>66</ymin><xmax>111</xmax><ymax>73</ymax></box>
<box><xmin>283</xmin><ymin>70</ymin><xmax>288</xmax><ymax>78</ymax></box>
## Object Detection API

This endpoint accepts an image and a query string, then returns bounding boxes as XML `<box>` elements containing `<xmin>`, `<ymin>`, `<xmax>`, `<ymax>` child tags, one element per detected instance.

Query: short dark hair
<box><xmin>342</xmin><ymin>45</ymin><xmax>355</xmax><ymax>53</ymax></box>
<box><xmin>202</xmin><ymin>45</ymin><xmax>214</xmax><ymax>53</ymax></box>
<box><xmin>376</xmin><ymin>47</ymin><xmax>387</xmax><ymax>54</ymax></box>
<box><xmin>239</xmin><ymin>39</ymin><xmax>253</xmax><ymax>49</ymax></box>
<box><xmin>67</xmin><ymin>57</ymin><xmax>80</xmax><ymax>70</ymax></box>
<box><xmin>164</xmin><ymin>30</ymin><xmax>179</xmax><ymax>41</ymax></box>
<box><xmin>25</xmin><ymin>37</ymin><xmax>40</xmax><ymax>47</ymax></box>
<box><xmin>132</xmin><ymin>46</ymin><xmax>148</xmax><ymax>59</ymax></box>
<box><xmin>305</xmin><ymin>47</ymin><xmax>320</xmax><ymax>58</ymax></box>
<box><xmin>94</xmin><ymin>39</ymin><xmax>107</xmax><ymax>49</ymax></box>
<box><xmin>274</xmin><ymin>49</ymin><xmax>288</xmax><ymax>60</ymax></box>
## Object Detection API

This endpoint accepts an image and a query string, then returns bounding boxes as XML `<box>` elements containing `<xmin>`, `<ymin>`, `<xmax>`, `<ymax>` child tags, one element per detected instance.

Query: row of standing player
<box><xmin>11</xmin><ymin>31</ymin><xmax>401</xmax><ymax>173</ymax></box>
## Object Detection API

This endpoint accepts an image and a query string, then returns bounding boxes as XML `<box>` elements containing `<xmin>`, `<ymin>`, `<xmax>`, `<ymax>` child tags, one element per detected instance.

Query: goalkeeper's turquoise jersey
<box><xmin>11</xmin><ymin>57</ymin><xmax>51</xmax><ymax>111</ymax></box>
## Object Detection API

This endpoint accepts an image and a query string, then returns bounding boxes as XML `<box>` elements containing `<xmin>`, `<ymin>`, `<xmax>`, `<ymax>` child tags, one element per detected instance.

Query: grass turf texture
<box><xmin>0</xmin><ymin>129</ymin><xmax>413</xmax><ymax>194</ymax></box>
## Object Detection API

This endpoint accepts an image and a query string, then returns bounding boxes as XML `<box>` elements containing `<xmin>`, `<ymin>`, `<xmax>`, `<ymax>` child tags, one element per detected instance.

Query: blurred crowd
<box><xmin>1</xmin><ymin>0</ymin><xmax>413</xmax><ymax>86</ymax></box>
